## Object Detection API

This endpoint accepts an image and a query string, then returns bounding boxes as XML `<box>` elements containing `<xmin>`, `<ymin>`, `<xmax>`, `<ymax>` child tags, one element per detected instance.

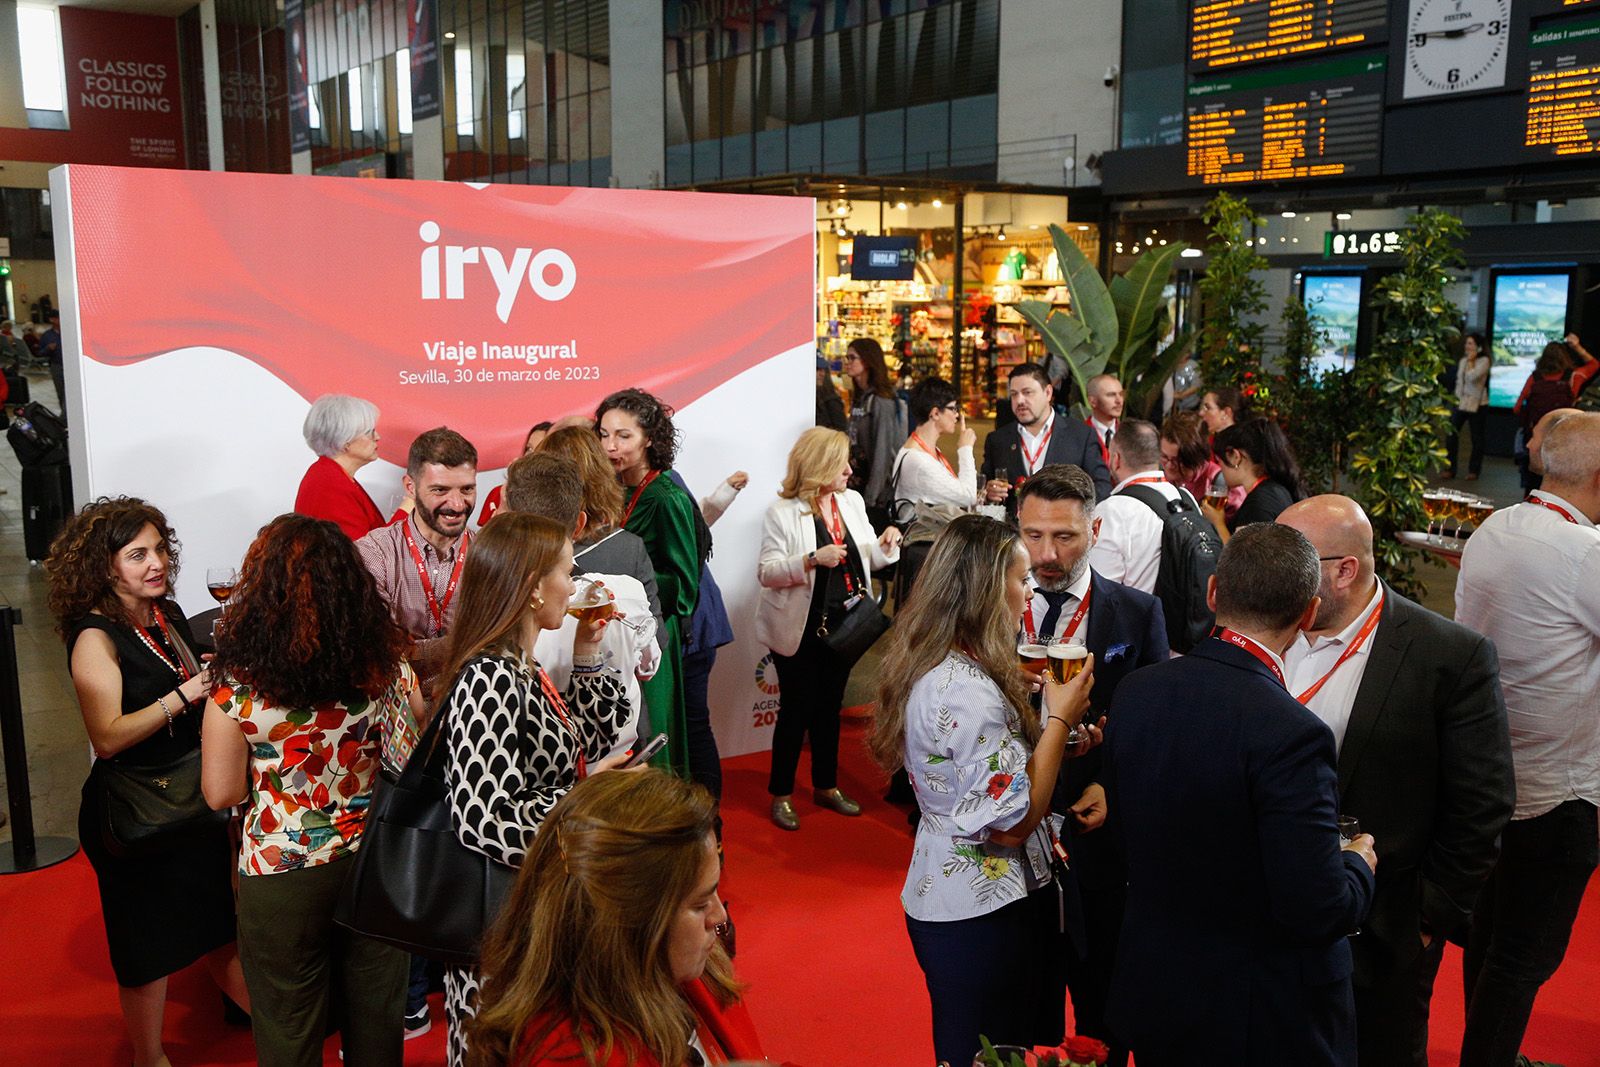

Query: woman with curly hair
<box><xmin>469</xmin><ymin>770</ymin><xmax>763</xmax><ymax>1067</ymax></box>
<box><xmin>199</xmin><ymin>513</ymin><xmax>418</xmax><ymax>1064</ymax></box>
<box><xmin>433</xmin><ymin>511</ymin><xmax>633</xmax><ymax>1065</ymax></box>
<box><xmin>595</xmin><ymin>388</ymin><xmax>708</xmax><ymax>779</ymax></box>
<box><xmin>45</xmin><ymin>496</ymin><xmax>249</xmax><ymax>1067</ymax></box>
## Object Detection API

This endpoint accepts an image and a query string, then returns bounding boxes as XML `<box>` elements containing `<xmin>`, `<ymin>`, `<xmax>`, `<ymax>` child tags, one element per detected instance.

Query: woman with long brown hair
<box><xmin>45</xmin><ymin>496</ymin><xmax>249</xmax><ymax>1067</ymax></box>
<box><xmin>844</xmin><ymin>337</ymin><xmax>909</xmax><ymax>527</ymax></box>
<box><xmin>200</xmin><ymin>513</ymin><xmax>417</xmax><ymax>1064</ymax></box>
<box><xmin>470</xmin><ymin>770</ymin><xmax>764</xmax><ymax>1066</ymax></box>
<box><xmin>870</xmin><ymin>514</ymin><xmax>1094</xmax><ymax>1067</ymax></box>
<box><xmin>433</xmin><ymin>511</ymin><xmax>633</xmax><ymax>1066</ymax></box>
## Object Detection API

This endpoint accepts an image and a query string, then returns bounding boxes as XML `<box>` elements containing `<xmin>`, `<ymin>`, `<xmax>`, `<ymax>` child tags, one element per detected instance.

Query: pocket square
<box><xmin>1103</xmin><ymin>643</ymin><xmax>1130</xmax><ymax>661</ymax></box>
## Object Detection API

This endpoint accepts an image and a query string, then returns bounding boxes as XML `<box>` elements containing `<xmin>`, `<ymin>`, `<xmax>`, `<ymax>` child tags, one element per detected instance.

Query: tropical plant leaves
<box><xmin>1049</xmin><ymin>223</ymin><xmax>1119</xmax><ymax>354</ymax></box>
<box><xmin>1109</xmin><ymin>240</ymin><xmax>1188</xmax><ymax>375</ymax></box>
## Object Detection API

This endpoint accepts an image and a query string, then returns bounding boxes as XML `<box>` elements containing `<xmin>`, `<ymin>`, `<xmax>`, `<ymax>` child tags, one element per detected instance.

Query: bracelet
<box><xmin>157</xmin><ymin>694</ymin><xmax>176</xmax><ymax>737</ymax></box>
<box><xmin>1047</xmin><ymin>714</ymin><xmax>1073</xmax><ymax>729</ymax></box>
<box><xmin>571</xmin><ymin>652</ymin><xmax>605</xmax><ymax>673</ymax></box>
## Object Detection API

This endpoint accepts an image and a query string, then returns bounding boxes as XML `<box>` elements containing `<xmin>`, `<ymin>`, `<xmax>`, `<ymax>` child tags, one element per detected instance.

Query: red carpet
<box><xmin>3</xmin><ymin>721</ymin><xmax>1597</xmax><ymax>1065</ymax></box>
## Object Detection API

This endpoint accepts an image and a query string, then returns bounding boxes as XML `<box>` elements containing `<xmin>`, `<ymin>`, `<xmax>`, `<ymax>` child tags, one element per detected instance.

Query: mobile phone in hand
<box><xmin>622</xmin><ymin>733</ymin><xmax>669</xmax><ymax>768</ymax></box>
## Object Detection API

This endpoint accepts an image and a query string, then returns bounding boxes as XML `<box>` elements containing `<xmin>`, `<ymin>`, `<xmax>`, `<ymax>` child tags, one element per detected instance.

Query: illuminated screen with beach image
<box><xmin>1490</xmin><ymin>273</ymin><xmax>1570</xmax><ymax>408</ymax></box>
<box><xmin>1302</xmin><ymin>274</ymin><xmax>1362</xmax><ymax>374</ymax></box>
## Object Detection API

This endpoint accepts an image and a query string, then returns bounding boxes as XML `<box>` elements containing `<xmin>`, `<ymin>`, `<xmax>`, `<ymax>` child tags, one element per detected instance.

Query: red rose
<box><xmin>986</xmin><ymin>773</ymin><xmax>1014</xmax><ymax>799</ymax></box>
<box><xmin>1064</xmin><ymin>1035</ymin><xmax>1109</xmax><ymax>1065</ymax></box>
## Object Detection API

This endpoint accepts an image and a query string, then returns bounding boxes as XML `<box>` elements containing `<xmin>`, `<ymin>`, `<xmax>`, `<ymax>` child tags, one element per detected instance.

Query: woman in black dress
<box><xmin>46</xmin><ymin>496</ymin><xmax>246</xmax><ymax>1067</ymax></box>
<box><xmin>1202</xmin><ymin>418</ymin><xmax>1305</xmax><ymax>541</ymax></box>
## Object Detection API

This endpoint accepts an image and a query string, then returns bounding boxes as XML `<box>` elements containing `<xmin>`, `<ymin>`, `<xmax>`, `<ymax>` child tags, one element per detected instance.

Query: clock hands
<box><xmin>1413</xmin><ymin>23</ymin><xmax>1485</xmax><ymax>40</ymax></box>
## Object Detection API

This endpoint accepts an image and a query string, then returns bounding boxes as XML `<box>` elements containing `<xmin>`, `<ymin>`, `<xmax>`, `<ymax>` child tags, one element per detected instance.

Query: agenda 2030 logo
<box><xmin>751</xmin><ymin>654</ymin><xmax>781</xmax><ymax>728</ymax></box>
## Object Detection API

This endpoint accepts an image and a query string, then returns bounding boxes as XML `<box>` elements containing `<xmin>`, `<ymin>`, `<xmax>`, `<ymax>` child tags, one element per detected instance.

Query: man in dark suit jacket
<box><xmin>1104</xmin><ymin>523</ymin><xmax>1378</xmax><ymax>1067</ymax></box>
<box><xmin>982</xmin><ymin>363</ymin><xmax>1112</xmax><ymax>515</ymax></box>
<box><xmin>1015</xmin><ymin>465</ymin><xmax>1168</xmax><ymax>1066</ymax></box>
<box><xmin>1278</xmin><ymin>496</ymin><xmax>1514</xmax><ymax>1067</ymax></box>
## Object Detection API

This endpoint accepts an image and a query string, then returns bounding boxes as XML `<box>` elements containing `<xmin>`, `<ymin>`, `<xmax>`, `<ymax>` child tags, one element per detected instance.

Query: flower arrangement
<box><xmin>974</xmin><ymin>1035</ymin><xmax>1110</xmax><ymax>1067</ymax></box>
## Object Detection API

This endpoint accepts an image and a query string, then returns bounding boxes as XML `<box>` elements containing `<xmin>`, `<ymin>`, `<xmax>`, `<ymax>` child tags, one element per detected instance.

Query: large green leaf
<box><xmin>1013</xmin><ymin>300</ymin><xmax>1108</xmax><ymax>402</ymax></box>
<box><xmin>1048</xmin><ymin>224</ymin><xmax>1118</xmax><ymax>360</ymax></box>
<box><xmin>1127</xmin><ymin>325</ymin><xmax>1194</xmax><ymax>420</ymax></box>
<box><xmin>1108</xmin><ymin>241</ymin><xmax>1187</xmax><ymax>376</ymax></box>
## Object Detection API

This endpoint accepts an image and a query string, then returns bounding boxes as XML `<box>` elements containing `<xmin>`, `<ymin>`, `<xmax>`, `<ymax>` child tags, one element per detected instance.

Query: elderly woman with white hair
<box><xmin>293</xmin><ymin>393</ymin><xmax>391</xmax><ymax>540</ymax></box>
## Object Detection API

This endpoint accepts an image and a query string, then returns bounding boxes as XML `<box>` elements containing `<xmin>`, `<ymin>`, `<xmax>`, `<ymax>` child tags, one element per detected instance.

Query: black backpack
<box><xmin>1118</xmin><ymin>484</ymin><xmax>1221</xmax><ymax>654</ymax></box>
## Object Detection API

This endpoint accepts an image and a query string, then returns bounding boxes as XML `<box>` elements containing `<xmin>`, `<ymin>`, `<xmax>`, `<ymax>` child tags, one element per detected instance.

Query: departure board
<box><xmin>1189</xmin><ymin>0</ymin><xmax>1388</xmax><ymax>72</ymax></box>
<box><xmin>1525</xmin><ymin>18</ymin><xmax>1600</xmax><ymax>158</ymax></box>
<box><xmin>1186</xmin><ymin>54</ymin><xmax>1386</xmax><ymax>185</ymax></box>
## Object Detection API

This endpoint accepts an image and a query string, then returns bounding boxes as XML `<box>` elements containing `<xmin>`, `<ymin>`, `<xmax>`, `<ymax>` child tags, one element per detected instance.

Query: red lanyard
<box><xmin>402</xmin><ymin>520</ymin><xmax>468</xmax><ymax>637</ymax></box>
<box><xmin>534</xmin><ymin>665</ymin><xmax>586</xmax><ymax>779</ymax></box>
<box><xmin>1020</xmin><ymin>417</ymin><xmax>1055</xmax><ymax>474</ymax></box>
<box><xmin>1087</xmin><ymin>418</ymin><xmax>1114</xmax><ymax>467</ymax></box>
<box><xmin>909</xmin><ymin>432</ymin><xmax>956</xmax><ymax>476</ymax></box>
<box><xmin>1023</xmin><ymin>582</ymin><xmax>1092</xmax><ymax>642</ymax></box>
<box><xmin>134</xmin><ymin>605</ymin><xmax>192</xmax><ymax>682</ymax></box>
<box><xmin>1246</xmin><ymin>475</ymin><xmax>1268</xmax><ymax>496</ymax></box>
<box><xmin>1529</xmin><ymin>494</ymin><xmax>1581</xmax><ymax>525</ymax></box>
<box><xmin>823</xmin><ymin>495</ymin><xmax>861</xmax><ymax>597</ymax></box>
<box><xmin>1293</xmin><ymin>591</ymin><xmax>1385</xmax><ymax>706</ymax></box>
<box><xmin>1121</xmin><ymin>475</ymin><xmax>1165</xmax><ymax>489</ymax></box>
<box><xmin>1214</xmin><ymin>627</ymin><xmax>1284</xmax><ymax>686</ymax></box>
<box><xmin>622</xmin><ymin>469</ymin><xmax>660</xmax><ymax>527</ymax></box>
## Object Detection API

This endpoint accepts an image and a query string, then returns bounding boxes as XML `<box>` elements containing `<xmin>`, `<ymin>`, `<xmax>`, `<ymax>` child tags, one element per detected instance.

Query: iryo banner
<box><xmin>50</xmin><ymin>165</ymin><xmax>814</xmax><ymax>758</ymax></box>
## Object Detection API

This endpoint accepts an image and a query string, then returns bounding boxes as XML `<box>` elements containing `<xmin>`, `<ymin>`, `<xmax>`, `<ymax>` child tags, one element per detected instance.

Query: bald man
<box><xmin>1527</xmin><ymin>406</ymin><xmax>1579</xmax><ymax>478</ymax></box>
<box><xmin>1278</xmin><ymin>496</ymin><xmax>1513</xmax><ymax>1067</ymax></box>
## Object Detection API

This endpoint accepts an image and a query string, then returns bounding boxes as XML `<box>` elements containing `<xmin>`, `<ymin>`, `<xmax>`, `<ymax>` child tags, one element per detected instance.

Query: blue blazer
<box><xmin>1102</xmin><ymin>637</ymin><xmax>1375</xmax><ymax>1067</ymax></box>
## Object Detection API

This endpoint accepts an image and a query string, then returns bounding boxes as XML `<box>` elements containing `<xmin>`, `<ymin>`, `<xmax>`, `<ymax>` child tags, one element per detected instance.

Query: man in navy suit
<box><xmin>1104</xmin><ymin>523</ymin><xmax>1378</xmax><ymax>1066</ymax></box>
<box><xmin>1015</xmin><ymin>464</ymin><xmax>1168</xmax><ymax>1064</ymax></box>
<box><xmin>983</xmin><ymin>363</ymin><xmax>1112</xmax><ymax>518</ymax></box>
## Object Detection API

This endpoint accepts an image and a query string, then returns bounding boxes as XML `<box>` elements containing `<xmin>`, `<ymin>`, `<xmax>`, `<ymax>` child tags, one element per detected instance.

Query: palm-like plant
<box><xmin>1012</xmin><ymin>224</ymin><xmax>1194</xmax><ymax>419</ymax></box>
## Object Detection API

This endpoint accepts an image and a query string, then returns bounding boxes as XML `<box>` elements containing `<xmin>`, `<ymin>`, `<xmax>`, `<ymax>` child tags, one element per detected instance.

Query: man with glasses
<box><xmin>1278</xmin><ymin>495</ymin><xmax>1513</xmax><ymax>1067</ymax></box>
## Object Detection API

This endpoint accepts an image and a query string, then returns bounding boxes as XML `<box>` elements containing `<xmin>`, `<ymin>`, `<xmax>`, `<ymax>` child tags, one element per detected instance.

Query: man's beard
<box><xmin>1033</xmin><ymin>554</ymin><xmax>1089</xmax><ymax>593</ymax></box>
<box><xmin>417</xmin><ymin>499</ymin><xmax>467</xmax><ymax>539</ymax></box>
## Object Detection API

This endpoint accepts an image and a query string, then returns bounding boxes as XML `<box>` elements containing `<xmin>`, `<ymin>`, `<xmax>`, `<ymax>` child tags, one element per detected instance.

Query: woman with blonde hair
<box><xmin>870</xmin><ymin>514</ymin><xmax>1094</xmax><ymax>1067</ymax></box>
<box><xmin>470</xmin><ymin>769</ymin><xmax>764</xmax><ymax>1066</ymax></box>
<box><xmin>756</xmin><ymin>427</ymin><xmax>902</xmax><ymax>830</ymax></box>
<box><xmin>433</xmin><ymin>512</ymin><xmax>634</xmax><ymax>1066</ymax></box>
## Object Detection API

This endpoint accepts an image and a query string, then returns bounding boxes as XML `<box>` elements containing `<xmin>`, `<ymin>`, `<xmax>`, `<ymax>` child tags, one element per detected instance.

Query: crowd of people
<box><xmin>33</xmin><ymin>330</ymin><xmax>1600</xmax><ymax>1067</ymax></box>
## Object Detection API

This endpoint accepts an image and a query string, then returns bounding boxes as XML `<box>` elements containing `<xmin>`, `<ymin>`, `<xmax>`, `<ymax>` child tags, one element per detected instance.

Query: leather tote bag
<box><xmin>97</xmin><ymin>747</ymin><xmax>229</xmax><ymax>858</ymax></box>
<box><xmin>334</xmin><ymin>687</ymin><xmax>516</xmax><ymax>967</ymax></box>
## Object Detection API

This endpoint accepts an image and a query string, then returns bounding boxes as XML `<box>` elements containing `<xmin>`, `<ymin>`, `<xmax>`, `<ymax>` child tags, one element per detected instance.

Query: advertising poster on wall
<box><xmin>284</xmin><ymin>0</ymin><xmax>310</xmax><ymax>153</ymax></box>
<box><xmin>408</xmin><ymin>0</ymin><xmax>443</xmax><ymax>121</ymax></box>
<box><xmin>1490</xmin><ymin>273</ymin><xmax>1570</xmax><ymax>407</ymax></box>
<box><xmin>50</xmin><ymin>166</ymin><xmax>815</xmax><ymax>758</ymax></box>
<box><xmin>1301</xmin><ymin>273</ymin><xmax>1362</xmax><ymax>374</ymax></box>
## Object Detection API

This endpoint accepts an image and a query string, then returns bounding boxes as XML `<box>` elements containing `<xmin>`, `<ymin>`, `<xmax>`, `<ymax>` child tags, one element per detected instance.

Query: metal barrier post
<box><xmin>0</xmin><ymin>595</ymin><xmax>78</xmax><ymax>873</ymax></box>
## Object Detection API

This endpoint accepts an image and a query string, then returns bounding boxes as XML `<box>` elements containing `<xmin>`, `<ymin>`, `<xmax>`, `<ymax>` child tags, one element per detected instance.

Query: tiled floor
<box><xmin>0</xmin><ymin>385</ymin><xmax>1521</xmax><ymax>847</ymax></box>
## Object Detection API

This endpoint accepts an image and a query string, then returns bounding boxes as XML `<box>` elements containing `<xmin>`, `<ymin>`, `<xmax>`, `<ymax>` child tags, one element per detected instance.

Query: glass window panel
<box><xmin>454</xmin><ymin>46</ymin><xmax>474</xmax><ymax>136</ymax></box>
<box><xmin>906</xmin><ymin>6</ymin><xmax>949</xmax><ymax>108</ymax></box>
<box><xmin>348</xmin><ymin>67</ymin><xmax>364</xmax><ymax>132</ymax></box>
<box><xmin>569</xmin><ymin>90</ymin><xmax>590</xmax><ymax>160</ymax></box>
<box><xmin>508</xmin><ymin>51</ymin><xmax>526</xmax><ymax>141</ymax></box>
<box><xmin>666</xmin><ymin>143</ymin><xmax>692</xmax><ymax>185</ymax></box>
<box><xmin>553</xmin><ymin>96</ymin><xmax>568</xmax><ymax>161</ymax></box>
<box><xmin>17</xmin><ymin>4</ymin><xmax>65</xmax><ymax>112</ymax></box>
<box><xmin>722</xmin><ymin>53</ymin><xmax>751</xmax><ymax>137</ymax></box>
<box><xmin>692</xmin><ymin>137</ymin><xmax>719</xmax><ymax>181</ymax></box>
<box><xmin>527</xmin><ymin>101</ymin><xmax>546</xmax><ymax>164</ymax></box>
<box><xmin>822</xmin><ymin>115</ymin><xmax>859</xmax><ymax>171</ymax></box>
<box><xmin>950</xmin><ymin>93</ymin><xmax>996</xmax><ymax>168</ymax></box>
<box><xmin>721</xmin><ymin>132</ymin><xmax>752</xmax><ymax>178</ymax></box>
<box><xmin>865</xmin><ymin>108</ymin><xmax>904</xmax><ymax>174</ymax></box>
<box><xmin>756</xmin><ymin>127</ymin><xmax>787</xmax><ymax>174</ymax></box>
<box><xmin>757</xmin><ymin>39</ymin><xmax>787</xmax><ymax>130</ymax></box>
<box><xmin>789</xmin><ymin>121</ymin><xmax>822</xmax><ymax>170</ymax></box>
<box><xmin>905</xmin><ymin>99</ymin><xmax>948</xmax><ymax>170</ymax></box>
<box><xmin>954</xmin><ymin>0</ymin><xmax>998</xmax><ymax>98</ymax></box>
<box><xmin>824</xmin><ymin>28</ymin><xmax>860</xmax><ymax>119</ymax></box>
<box><xmin>692</xmin><ymin>65</ymin><xmax>712</xmax><ymax>141</ymax></box>
<box><xmin>396</xmin><ymin>49</ymin><xmax>413</xmax><ymax>135</ymax></box>
<box><xmin>791</xmin><ymin>38</ymin><xmax>818</xmax><ymax>125</ymax></box>
<box><xmin>666</xmin><ymin>68</ymin><xmax>690</xmax><ymax>145</ymax></box>
<box><xmin>590</xmin><ymin>86</ymin><xmax>610</xmax><ymax>164</ymax></box>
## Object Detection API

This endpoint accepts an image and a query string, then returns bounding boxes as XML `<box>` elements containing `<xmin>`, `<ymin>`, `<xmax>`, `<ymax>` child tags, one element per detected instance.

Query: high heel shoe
<box><xmin>813</xmin><ymin>787</ymin><xmax>861</xmax><ymax>816</ymax></box>
<box><xmin>770</xmin><ymin>796</ymin><xmax>800</xmax><ymax>831</ymax></box>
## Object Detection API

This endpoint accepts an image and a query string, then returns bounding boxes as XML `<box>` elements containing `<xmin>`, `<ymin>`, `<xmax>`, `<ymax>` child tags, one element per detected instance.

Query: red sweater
<box><xmin>515</xmin><ymin>980</ymin><xmax>766</xmax><ymax>1066</ymax></box>
<box><xmin>294</xmin><ymin>455</ymin><xmax>386</xmax><ymax>540</ymax></box>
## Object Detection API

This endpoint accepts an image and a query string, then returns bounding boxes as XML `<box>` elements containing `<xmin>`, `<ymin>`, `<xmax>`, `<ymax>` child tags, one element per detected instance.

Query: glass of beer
<box><xmin>1204</xmin><ymin>470</ymin><xmax>1228</xmax><ymax>512</ymax></box>
<box><xmin>1017</xmin><ymin>640</ymin><xmax>1048</xmax><ymax>675</ymax></box>
<box><xmin>1047</xmin><ymin>637</ymin><xmax>1089</xmax><ymax>745</ymax></box>
<box><xmin>1468</xmin><ymin>497</ymin><xmax>1495</xmax><ymax>531</ymax></box>
<box><xmin>566</xmin><ymin>578</ymin><xmax>616</xmax><ymax>626</ymax></box>
<box><xmin>1421</xmin><ymin>491</ymin><xmax>1446</xmax><ymax>541</ymax></box>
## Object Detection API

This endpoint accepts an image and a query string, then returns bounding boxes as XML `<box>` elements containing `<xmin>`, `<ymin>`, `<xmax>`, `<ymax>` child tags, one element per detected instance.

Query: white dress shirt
<box><xmin>1090</xmin><ymin>416</ymin><xmax>1118</xmax><ymax>452</ymax></box>
<box><xmin>1283</xmin><ymin>582</ymin><xmax>1383</xmax><ymax>754</ymax></box>
<box><xmin>894</xmin><ymin>443</ymin><xmax>978</xmax><ymax>507</ymax></box>
<box><xmin>1086</xmin><ymin>470</ymin><xmax>1180</xmax><ymax>594</ymax></box>
<box><xmin>1018</xmin><ymin>412</ymin><xmax>1057</xmax><ymax>476</ymax></box>
<box><xmin>1456</xmin><ymin>490</ymin><xmax>1600</xmax><ymax>820</ymax></box>
<box><xmin>1023</xmin><ymin>564</ymin><xmax>1093</xmax><ymax>642</ymax></box>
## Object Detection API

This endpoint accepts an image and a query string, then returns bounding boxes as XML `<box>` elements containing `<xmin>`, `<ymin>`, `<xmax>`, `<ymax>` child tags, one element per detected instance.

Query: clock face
<box><xmin>1403</xmin><ymin>0</ymin><xmax>1511</xmax><ymax>100</ymax></box>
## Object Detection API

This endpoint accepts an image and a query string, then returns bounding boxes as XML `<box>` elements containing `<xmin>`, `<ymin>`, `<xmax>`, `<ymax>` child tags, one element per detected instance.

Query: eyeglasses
<box><xmin>1318</xmin><ymin>555</ymin><xmax>1351</xmax><ymax>563</ymax></box>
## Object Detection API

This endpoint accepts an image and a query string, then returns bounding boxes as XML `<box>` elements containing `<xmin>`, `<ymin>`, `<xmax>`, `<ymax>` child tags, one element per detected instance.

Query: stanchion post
<box><xmin>0</xmin><ymin>596</ymin><xmax>79</xmax><ymax>873</ymax></box>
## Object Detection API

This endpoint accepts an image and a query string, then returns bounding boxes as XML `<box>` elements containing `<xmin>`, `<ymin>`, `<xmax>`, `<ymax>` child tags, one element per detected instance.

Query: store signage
<box><xmin>1324</xmin><ymin>228</ymin><xmax>1405</xmax><ymax>257</ymax></box>
<box><xmin>284</xmin><ymin>0</ymin><xmax>310</xmax><ymax>153</ymax></box>
<box><xmin>408</xmin><ymin>0</ymin><xmax>443</xmax><ymax>121</ymax></box>
<box><xmin>51</xmin><ymin>166</ymin><xmax>816</xmax><ymax>760</ymax></box>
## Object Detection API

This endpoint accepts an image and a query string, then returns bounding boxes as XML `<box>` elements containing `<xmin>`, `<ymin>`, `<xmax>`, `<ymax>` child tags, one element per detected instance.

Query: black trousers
<box><xmin>682</xmin><ymin>646</ymin><xmax>723</xmax><ymax>800</ymax></box>
<box><xmin>1460</xmin><ymin>798</ymin><xmax>1599</xmax><ymax>1067</ymax></box>
<box><xmin>767</xmin><ymin>633</ymin><xmax>850</xmax><ymax>796</ymax></box>
<box><xmin>1353</xmin><ymin>937</ymin><xmax>1446</xmax><ymax>1067</ymax></box>
<box><xmin>906</xmin><ymin>888</ymin><xmax>1071</xmax><ymax>1067</ymax></box>
<box><xmin>1447</xmin><ymin>407</ymin><xmax>1488</xmax><ymax>476</ymax></box>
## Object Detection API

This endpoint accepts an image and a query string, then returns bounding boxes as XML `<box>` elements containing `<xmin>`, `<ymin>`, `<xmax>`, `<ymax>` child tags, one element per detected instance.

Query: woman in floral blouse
<box><xmin>201</xmin><ymin>514</ymin><xmax>423</xmax><ymax>1065</ymax></box>
<box><xmin>432</xmin><ymin>511</ymin><xmax>633</xmax><ymax>1067</ymax></box>
<box><xmin>870</xmin><ymin>514</ymin><xmax>1095</xmax><ymax>1067</ymax></box>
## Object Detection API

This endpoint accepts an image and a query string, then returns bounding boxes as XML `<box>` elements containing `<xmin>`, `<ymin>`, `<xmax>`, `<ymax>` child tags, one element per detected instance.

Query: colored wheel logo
<box><xmin>754</xmin><ymin>653</ymin><xmax>781</xmax><ymax>695</ymax></box>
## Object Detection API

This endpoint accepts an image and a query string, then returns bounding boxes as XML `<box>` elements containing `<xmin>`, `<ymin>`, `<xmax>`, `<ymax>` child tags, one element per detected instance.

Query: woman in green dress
<box><xmin>594</xmin><ymin>388</ymin><xmax>706</xmax><ymax>777</ymax></box>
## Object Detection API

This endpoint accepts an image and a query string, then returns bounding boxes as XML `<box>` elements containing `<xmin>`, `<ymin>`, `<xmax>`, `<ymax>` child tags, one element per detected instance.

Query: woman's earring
<box><xmin>531</xmin><ymin>596</ymin><xmax>544</xmax><ymax>610</ymax></box>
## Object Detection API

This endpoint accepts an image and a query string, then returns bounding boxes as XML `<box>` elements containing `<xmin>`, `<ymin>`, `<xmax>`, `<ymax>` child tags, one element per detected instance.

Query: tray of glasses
<box><xmin>1399</xmin><ymin>530</ymin><xmax>1466</xmax><ymax>556</ymax></box>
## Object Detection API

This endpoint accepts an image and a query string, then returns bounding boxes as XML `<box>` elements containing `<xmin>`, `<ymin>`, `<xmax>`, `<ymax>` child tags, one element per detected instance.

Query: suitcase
<box><xmin>22</xmin><ymin>462</ymin><xmax>71</xmax><ymax>562</ymax></box>
<box><xmin>3</xmin><ymin>368</ymin><xmax>29</xmax><ymax>406</ymax></box>
<box><xmin>6</xmin><ymin>401</ymin><xmax>67</xmax><ymax>466</ymax></box>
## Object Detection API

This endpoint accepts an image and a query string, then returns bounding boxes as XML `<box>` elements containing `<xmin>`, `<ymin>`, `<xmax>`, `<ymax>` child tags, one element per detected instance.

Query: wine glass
<box><xmin>1337</xmin><ymin>814</ymin><xmax>1361</xmax><ymax>846</ymax></box>
<box><xmin>206</xmin><ymin>566</ymin><xmax>239</xmax><ymax>605</ymax></box>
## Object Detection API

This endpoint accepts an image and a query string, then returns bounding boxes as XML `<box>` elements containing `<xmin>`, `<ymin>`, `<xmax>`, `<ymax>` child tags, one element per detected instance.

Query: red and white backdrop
<box><xmin>49</xmin><ymin>165</ymin><xmax>814</xmax><ymax>757</ymax></box>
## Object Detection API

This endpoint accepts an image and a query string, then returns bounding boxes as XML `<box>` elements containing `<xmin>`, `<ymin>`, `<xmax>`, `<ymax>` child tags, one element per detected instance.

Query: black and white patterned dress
<box><xmin>441</xmin><ymin>650</ymin><xmax>628</xmax><ymax>1067</ymax></box>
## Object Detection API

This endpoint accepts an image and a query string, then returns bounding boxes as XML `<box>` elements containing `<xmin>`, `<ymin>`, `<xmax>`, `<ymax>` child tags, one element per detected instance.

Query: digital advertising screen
<box><xmin>1489</xmin><ymin>272</ymin><xmax>1571</xmax><ymax>407</ymax></box>
<box><xmin>850</xmin><ymin>236</ymin><xmax>918</xmax><ymax>281</ymax></box>
<box><xmin>1302</xmin><ymin>273</ymin><xmax>1363</xmax><ymax>374</ymax></box>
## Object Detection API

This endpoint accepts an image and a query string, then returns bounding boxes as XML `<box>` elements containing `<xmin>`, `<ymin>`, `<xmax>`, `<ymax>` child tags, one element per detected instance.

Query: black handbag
<box><xmin>97</xmin><ymin>747</ymin><xmax>229</xmax><ymax>857</ymax></box>
<box><xmin>817</xmin><ymin>591</ymin><xmax>891</xmax><ymax>666</ymax></box>
<box><xmin>334</xmin><ymin>677</ymin><xmax>517</xmax><ymax>967</ymax></box>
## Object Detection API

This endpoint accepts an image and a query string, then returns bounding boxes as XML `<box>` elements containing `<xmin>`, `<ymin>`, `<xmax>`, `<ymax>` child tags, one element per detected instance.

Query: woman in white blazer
<box><xmin>757</xmin><ymin>427</ymin><xmax>901</xmax><ymax>831</ymax></box>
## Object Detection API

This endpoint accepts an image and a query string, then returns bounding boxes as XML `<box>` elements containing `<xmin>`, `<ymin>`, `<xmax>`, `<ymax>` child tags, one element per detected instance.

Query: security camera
<box><xmin>1103</xmin><ymin>65</ymin><xmax>1119</xmax><ymax>88</ymax></box>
